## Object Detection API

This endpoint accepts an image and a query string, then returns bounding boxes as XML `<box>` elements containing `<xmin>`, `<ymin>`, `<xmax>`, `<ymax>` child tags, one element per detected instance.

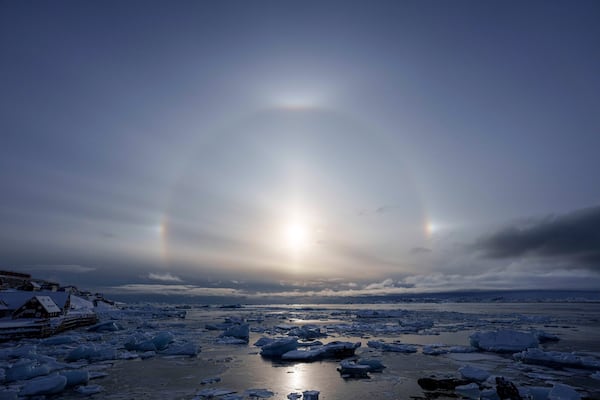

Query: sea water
<box><xmin>3</xmin><ymin>302</ymin><xmax>600</xmax><ymax>399</ymax></box>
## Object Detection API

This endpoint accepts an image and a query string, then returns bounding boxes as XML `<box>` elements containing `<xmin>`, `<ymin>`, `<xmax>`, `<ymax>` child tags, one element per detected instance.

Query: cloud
<box><xmin>25</xmin><ymin>264</ymin><xmax>96</xmax><ymax>273</ymax></box>
<box><xmin>410</xmin><ymin>246</ymin><xmax>432</xmax><ymax>255</ymax></box>
<box><xmin>147</xmin><ymin>272</ymin><xmax>183</xmax><ymax>282</ymax></box>
<box><xmin>358</xmin><ymin>205</ymin><xmax>400</xmax><ymax>216</ymax></box>
<box><xmin>473</xmin><ymin>205</ymin><xmax>600</xmax><ymax>268</ymax></box>
<box><xmin>364</xmin><ymin>278</ymin><xmax>395</xmax><ymax>290</ymax></box>
<box><xmin>111</xmin><ymin>284</ymin><xmax>238</xmax><ymax>296</ymax></box>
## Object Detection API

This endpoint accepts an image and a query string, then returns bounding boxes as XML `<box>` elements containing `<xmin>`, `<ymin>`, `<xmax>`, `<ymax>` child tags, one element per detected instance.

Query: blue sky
<box><xmin>1</xmin><ymin>1</ymin><xmax>600</xmax><ymax>299</ymax></box>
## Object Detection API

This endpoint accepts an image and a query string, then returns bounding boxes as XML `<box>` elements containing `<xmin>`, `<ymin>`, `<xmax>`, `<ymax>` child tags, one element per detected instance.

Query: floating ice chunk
<box><xmin>0</xmin><ymin>345</ymin><xmax>37</xmax><ymax>360</ymax></box>
<box><xmin>60</xmin><ymin>369</ymin><xmax>89</xmax><ymax>387</ymax></box>
<box><xmin>140</xmin><ymin>351</ymin><xmax>156</xmax><ymax>359</ymax></box>
<box><xmin>459</xmin><ymin>365</ymin><xmax>490</xmax><ymax>382</ymax></box>
<box><xmin>88</xmin><ymin>321</ymin><xmax>124</xmax><ymax>332</ymax></box>
<box><xmin>288</xmin><ymin>325</ymin><xmax>326</xmax><ymax>340</ymax></box>
<box><xmin>448</xmin><ymin>346</ymin><xmax>476</xmax><ymax>353</ymax></box>
<box><xmin>356</xmin><ymin>358</ymin><xmax>385</xmax><ymax>372</ymax></box>
<box><xmin>260</xmin><ymin>338</ymin><xmax>299</xmax><ymax>358</ymax></box>
<box><xmin>254</xmin><ymin>337</ymin><xmax>275</xmax><ymax>347</ymax></box>
<box><xmin>282</xmin><ymin>341</ymin><xmax>361</xmax><ymax>361</ymax></box>
<box><xmin>481</xmin><ymin>388</ymin><xmax>500</xmax><ymax>400</ymax></box>
<box><xmin>244</xmin><ymin>388</ymin><xmax>274</xmax><ymax>398</ymax></box>
<box><xmin>119</xmin><ymin>351</ymin><xmax>140</xmax><ymax>360</ymax></box>
<box><xmin>455</xmin><ymin>382</ymin><xmax>480</xmax><ymax>399</ymax></box>
<box><xmin>201</xmin><ymin>376</ymin><xmax>221</xmax><ymax>385</ymax></box>
<box><xmin>367</xmin><ymin>340</ymin><xmax>417</xmax><ymax>353</ymax></box>
<box><xmin>19</xmin><ymin>374</ymin><xmax>67</xmax><ymax>396</ymax></box>
<box><xmin>75</xmin><ymin>384</ymin><xmax>104</xmax><ymax>395</ymax></box>
<box><xmin>151</xmin><ymin>331</ymin><xmax>175</xmax><ymax>350</ymax></box>
<box><xmin>521</xmin><ymin>386</ymin><xmax>551</xmax><ymax>400</ymax></box>
<box><xmin>217</xmin><ymin>337</ymin><xmax>248</xmax><ymax>345</ymax></box>
<box><xmin>302</xmin><ymin>390</ymin><xmax>320</xmax><ymax>400</ymax></box>
<box><xmin>337</xmin><ymin>360</ymin><xmax>371</xmax><ymax>378</ymax></box>
<box><xmin>124</xmin><ymin>331</ymin><xmax>174</xmax><ymax>352</ymax></box>
<box><xmin>356</xmin><ymin>310</ymin><xmax>404</xmax><ymax>318</ymax></box>
<box><xmin>533</xmin><ymin>330</ymin><xmax>560</xmax><ymax>343</ymax></box>
<box><xmin>548</xmin><ymin>383</ymin><xmax>581</xmax><ymax>400</ymax></box>
<box><xmin>470</xmin><ymin>330</ymin><xmax>538</xmax><ymax>353</ymax></box>
<box><xmin>161</xmin><ymin>342</ymin><xmax>198</xmax><ymax>356</ymax></box>
<box><xmin>194</xmin><ymin>388</ymin><xmax>238</xmax><ymax>398</ymax></box>
<box><xmin>5</xmin><ymin>360</ymin><xmax>50</xmax><ymax>382</ymax></box>
<box><xmin>287</xmin><ymin>392</ymin><xmax>301</xmax><ymax>400</ymax></box>
<box><xmin>0</xmin><ymin>389</ymin><xmax>17</xmax><ymax>400</ymax></box>
<box><xmin>88</xmin><ymin>371</ymin><xmax>109</xmax><ymax>380</ymax></box>
<box><xmin>220</xmin><ymin>324</ymin><xmax>249</xmax><ymax>342</ymax></box>
<box><xmin>41</xmin><ymin>335</ymin><xmax>78</xmax><ymax>346</ymax></box>
<box><xmin>422</xmin><ymin>345</ymin><xmax>448</xmax><ymax>355</ymax></box>
<box><xmin>65</xmin><ymin>344</ymin><xmax>117</xmax><ymax>362</ymax></box>
<box><xmin>514</xmin><ymin>348</ymin><xmax>600</xmax><ymax>369</ymax></box>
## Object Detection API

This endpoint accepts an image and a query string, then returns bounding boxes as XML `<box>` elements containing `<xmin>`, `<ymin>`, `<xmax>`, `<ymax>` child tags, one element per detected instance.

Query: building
<box><xmin>0</xmin><ymin>291</ymin><xmax>71</xmax><ymax>319</ymax></box>
<box><xmin>13</xmin><ymin>296</ymin><xmax>62</xmax><ymax>319</ymax></box>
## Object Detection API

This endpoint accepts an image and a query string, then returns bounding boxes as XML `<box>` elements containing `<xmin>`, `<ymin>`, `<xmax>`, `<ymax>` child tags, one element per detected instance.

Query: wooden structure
<box><xmin>13</xmin><ymin>295</ymin><xmax>62</xmax><ymax>319</ymax></box>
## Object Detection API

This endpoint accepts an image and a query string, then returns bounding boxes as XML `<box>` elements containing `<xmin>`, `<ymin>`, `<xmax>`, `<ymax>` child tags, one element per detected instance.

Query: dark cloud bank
<box><xmin>474</xmin><ymin>205</ymin><xmax>600</xmax><ymax>268</ymax></box>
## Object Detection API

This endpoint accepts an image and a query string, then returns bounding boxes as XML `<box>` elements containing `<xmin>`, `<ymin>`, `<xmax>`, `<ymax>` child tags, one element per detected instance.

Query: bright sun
<box><xmin>283</xmin><ymin>221</ymin><xmax>310</xmax><ymax>251</ymax></box>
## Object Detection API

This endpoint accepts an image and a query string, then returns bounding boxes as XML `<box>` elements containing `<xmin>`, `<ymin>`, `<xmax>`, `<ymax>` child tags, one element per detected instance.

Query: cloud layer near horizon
<box><xmin>474</xmin><ymin>205</ymin><xmax>600</xmax><ymax>268</ymax></box>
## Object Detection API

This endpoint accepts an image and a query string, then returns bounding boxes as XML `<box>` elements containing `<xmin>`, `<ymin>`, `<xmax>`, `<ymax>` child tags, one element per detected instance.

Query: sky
<box><xmin>1</xmin><ymin>1</ymin><xmax>600</xmax><ymax>301</ymax></box>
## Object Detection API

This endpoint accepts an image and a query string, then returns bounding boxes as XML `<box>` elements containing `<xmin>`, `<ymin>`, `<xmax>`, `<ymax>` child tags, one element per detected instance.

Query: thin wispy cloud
<box><xmin>147</xmin><ymin>272</ymin><xmax>183</xmax><ymax>282</ymax></box>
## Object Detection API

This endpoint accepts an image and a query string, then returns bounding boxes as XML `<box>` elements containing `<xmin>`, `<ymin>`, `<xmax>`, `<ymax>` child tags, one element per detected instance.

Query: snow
<box><xmin>459</xmin><ymin>365</ymin><xmax>490</xmax><ymax>382</ymax></box>
<box><xmin>19</xmin><ymin>374</ymin><xmax>67</xmax><ymax>396</ymax></box>
<box><xmin>470</xmin><ymin>330</ymin><xmax>538</xmax><ymax>352</ymax></box>
<box><xmin>34</xmin><ymin>296</ymin><xmax>62</xmax><ymax>314</ymax></box>
<box><xmin>69</xmin><ymin>295</ymin><xmax>94</xmax><ymax>312</ymax></box>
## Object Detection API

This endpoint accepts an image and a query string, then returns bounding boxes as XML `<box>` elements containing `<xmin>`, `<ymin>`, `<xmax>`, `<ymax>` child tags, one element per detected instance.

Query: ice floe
<box><xmin>281</xmin><ymin>341</ymin><xmax>361</xmax><ymax>361</ymax></box>
<box><xmin>367</xmin><ymin>340</ymin><xmax>417</xmax><ymax>353</ymax></box>
<box><xmin>459</xmin><ymin>365</ymin><xmax>490</xmax><ymax>382</ymax></box>
<box><xmin>19</xmin><ymin>374</ymin><xmax>67</xmax><ymax>396</ymax></box>
<box><xmin>260</xmin><ymin>338</ymin><xmax>299</xmax><ymax>358</ymax></box>
<box><xmin>470</xmin><ymin>330</ymin><xmax>538</xmax><ymax>352</ymax></box>
<box><xmin>514</xmin><ymin>348</ymin><xmax>600</xmax><ymax>369</ymax></box>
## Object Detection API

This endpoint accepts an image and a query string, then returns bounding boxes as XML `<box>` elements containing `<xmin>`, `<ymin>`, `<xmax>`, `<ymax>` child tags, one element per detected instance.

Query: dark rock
<box><xmin>418</xmin><ymin>377</ymin><xmax>471</xmax><ymax>391</ymax></box>
<box><xmin>495</xmin><ymin>377</ymin><xmax>522</xmax><ymax>400</ymax></box>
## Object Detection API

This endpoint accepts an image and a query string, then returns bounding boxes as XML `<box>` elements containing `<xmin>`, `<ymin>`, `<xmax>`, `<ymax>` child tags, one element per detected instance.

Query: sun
<box><xmin>283</xmin><ymin>221</ymin><xmax>310</xmax><ymax>251</ymax></box>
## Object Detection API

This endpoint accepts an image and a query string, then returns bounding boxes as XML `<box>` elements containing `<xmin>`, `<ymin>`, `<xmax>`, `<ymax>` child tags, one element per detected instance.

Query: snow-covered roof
<box><xmin>34</xmin><ymin>296</ymin><xmax>61</xmax><ymax>314</ymax></box>
<box><xmin>0</xmin><ymin>290</ymin><xmax>70</xmax><ymax>311</ymax></box>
